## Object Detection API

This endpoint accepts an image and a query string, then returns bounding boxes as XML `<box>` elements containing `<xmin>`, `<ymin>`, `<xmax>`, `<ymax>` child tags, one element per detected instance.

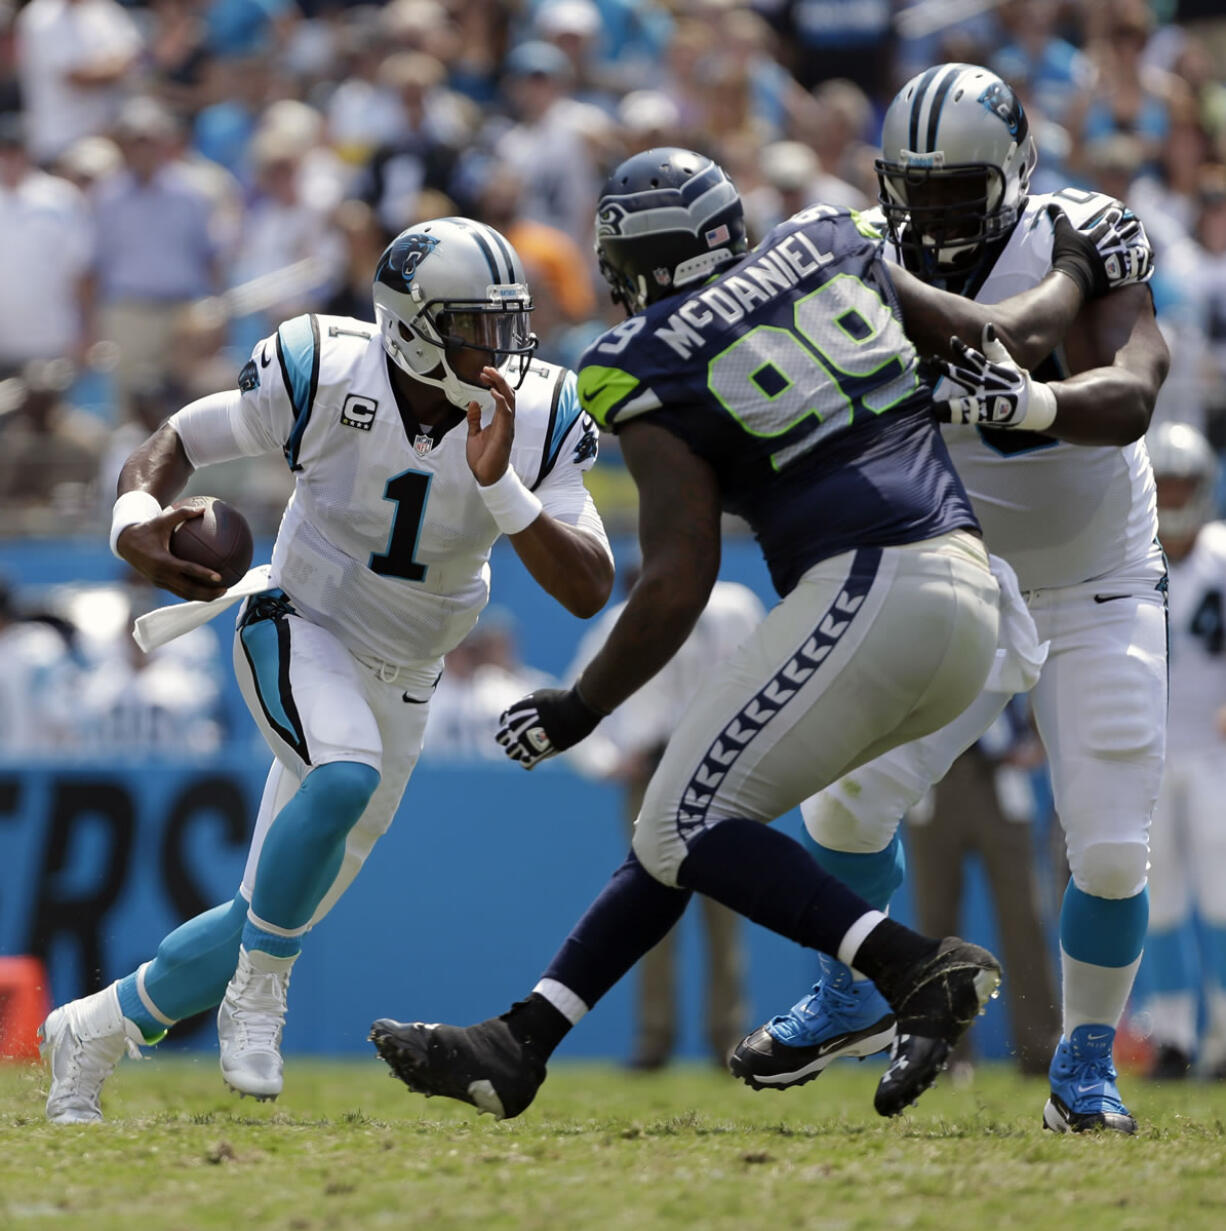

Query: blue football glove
<box><xmin>497</xmin><ymin>686</ymin><xmax>606</xmax><ymax>769</ymax></box>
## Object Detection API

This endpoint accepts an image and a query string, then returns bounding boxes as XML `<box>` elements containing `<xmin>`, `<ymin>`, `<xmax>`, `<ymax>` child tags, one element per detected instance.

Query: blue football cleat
<box><xmin>1043</xmin><ymin>1025</ymin><xmax>1137</xmax><ymax>1134</ymax></box>
<box><xmin>729</xmin><ymin>953</ymin><xmax>896</xmax><ymax>1090</ymax></box>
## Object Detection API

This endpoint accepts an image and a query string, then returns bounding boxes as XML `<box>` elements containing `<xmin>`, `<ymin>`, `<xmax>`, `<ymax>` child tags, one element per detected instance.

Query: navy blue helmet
<box><xmin>594</xmin><ymin>148</ymin><xmax>748</xmax><ymax>314</ymax></box>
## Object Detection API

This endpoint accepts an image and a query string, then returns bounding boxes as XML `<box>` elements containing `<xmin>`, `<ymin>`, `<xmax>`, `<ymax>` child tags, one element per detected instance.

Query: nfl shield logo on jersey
<box><xmin>413</xmin><ymin>433</ymin><xmax>434</xmax><ymax>457</ymax></box>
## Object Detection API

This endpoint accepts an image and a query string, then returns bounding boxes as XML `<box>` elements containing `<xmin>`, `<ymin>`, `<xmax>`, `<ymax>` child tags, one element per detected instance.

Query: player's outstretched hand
<box><xmin>1048</xmin><ymin>203</ymin><xmax>1153</xmax><ymax>297</ymax></box>
<box><xmin>116</xmin><ymin>504</ymin><xmax>229</xmax><ymax>602</ymax></box>
<box><xmin>496</xmin><ymin>686</ymin><xmax>606</xmax><ymax>769</ymax></box>
<box><xmin>933</xmin><ymin>323</ymin><xmax>1036</xmax><ymax>429</ymax></box>
<box><xmin>466</xmin><ymin>365</ymin><xmax>516</xmax><ymax>487</ymax></box>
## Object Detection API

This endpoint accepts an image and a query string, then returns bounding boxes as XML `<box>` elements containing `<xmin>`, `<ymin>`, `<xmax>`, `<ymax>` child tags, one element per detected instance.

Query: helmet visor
<box><xmin>435</xmin><ymin>306</ymin><xmax>536</xmax><ymax>360</ymax></box>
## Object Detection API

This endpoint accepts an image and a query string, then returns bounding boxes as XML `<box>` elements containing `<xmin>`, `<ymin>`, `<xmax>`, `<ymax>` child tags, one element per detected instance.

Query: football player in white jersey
<box><xmin>38</xmin><ymin>217</ymin><xmax>614</xmax><ymax>1124</ymax></box>
<box><xmin>729</xmin><ymin>65</ymin><xmax>1170</xmax><ymax>1134</ymax></box>
<box><xmin>1142</xmin><ymin>422</ymin><xmax>1226</xmax><ymax>1079</ymax></box>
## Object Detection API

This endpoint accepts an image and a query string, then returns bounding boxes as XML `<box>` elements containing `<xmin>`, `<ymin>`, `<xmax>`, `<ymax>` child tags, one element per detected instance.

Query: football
<box><xmin>170</xmin><ymin>496</ymin><xmax>254</xmax><ymax>589</ymax></box>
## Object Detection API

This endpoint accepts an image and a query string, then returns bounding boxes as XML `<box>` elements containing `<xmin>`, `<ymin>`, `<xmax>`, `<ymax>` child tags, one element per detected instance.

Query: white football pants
<box><xmin>632</xmin><ymin>530</ymin><xmax>1000</xmax><ymax>886</ymax></box>
<box><xmin>232</xmin><ymin>592</ymin><xmax>438</xmax><ymax>927</ymax></box>
<box><xmin>805</xmin><ymin>545</ymin><xmax>1168</xmax><ymax>902</ymax></box>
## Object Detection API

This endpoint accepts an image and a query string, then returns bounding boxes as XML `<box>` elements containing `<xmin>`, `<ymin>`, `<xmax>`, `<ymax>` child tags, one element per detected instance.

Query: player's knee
<box><xmin>304</xmin><ymin>760</ymin><xmax>381</xmax><ymax>839</ymax></box>
<box><xmin>631</xmin><ymin>819</ymin><xmax>682</xmax><ymax>888</ymax></box>
<box><xmin>802</xmin><ymin>790</ymin><xmax>897</xmax><ymax>855</ymax></box>
<box><xmin>1069</xmin><ymin>839</ymin><xmax>1149</xmax><ymax>900</ymax></box>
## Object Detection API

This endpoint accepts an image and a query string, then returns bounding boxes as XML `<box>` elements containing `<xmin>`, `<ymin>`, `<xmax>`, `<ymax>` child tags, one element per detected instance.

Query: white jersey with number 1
<box><xmin>169</xmin><ymin>313</ymin><xmax>605</xmax><ymax>668</ymax></box>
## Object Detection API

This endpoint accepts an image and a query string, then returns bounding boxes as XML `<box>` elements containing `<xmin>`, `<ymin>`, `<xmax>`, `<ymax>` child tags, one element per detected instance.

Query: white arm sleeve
<box><xmin>169</xmin><ymin>320</ymin><xmax>313</xmax><ymax>467</ymax></box>
<box><xmin>538</xmin><ymin>466</ymin><xmax>612</xmax><ymax>564</ymax></box>
<box><xmin>535</xmin><ymin>411</ymin><xmax>612</xmax><ymax>564</ymax></box>
<box><xmin>168</xmin><ymin>390</ymin><xmax>263</xmax><ymax>467</ymax></box>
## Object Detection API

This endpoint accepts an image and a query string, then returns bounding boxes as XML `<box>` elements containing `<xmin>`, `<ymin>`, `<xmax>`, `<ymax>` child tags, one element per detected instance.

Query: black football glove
<box><xmin>496</xmin><ymin>686</ymin><xmax>606</xmax><ymax>769</ymax></box>
<box><xmin>1048</xmin><ymin>203</ymin><xmax>1154</xmax><ymax>299</ymax></box>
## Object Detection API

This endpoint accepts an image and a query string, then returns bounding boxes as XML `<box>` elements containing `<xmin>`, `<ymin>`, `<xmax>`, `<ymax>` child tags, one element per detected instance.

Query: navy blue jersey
<box><xmin>577</xmin><ymin>206</ymin><xmax>978</xmax><ymax>595</ymax></box>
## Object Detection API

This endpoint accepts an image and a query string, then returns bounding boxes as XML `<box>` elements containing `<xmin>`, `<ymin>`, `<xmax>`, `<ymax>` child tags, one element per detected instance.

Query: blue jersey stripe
<box><xmin>278</xmin><ymin>314</ymin><xmax>321</xmax><ymax>470</ymax></box>
<box><xmin>534</xmin><ymin>369</ymin><xmax>582</xmax><ymax>488</ymax></box>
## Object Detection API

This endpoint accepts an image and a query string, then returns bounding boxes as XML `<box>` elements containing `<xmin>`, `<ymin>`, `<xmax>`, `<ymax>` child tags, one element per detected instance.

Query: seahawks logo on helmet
<box><xmin>977</xmin><ymin>81</ymin><xmax>1028</xmax><ymax>141</ymax></box>
<box><xmin>376</xmin><ymin>233</ymin><xmax>440</xmax><ymax>292</ymax></box>
<box><xmin>596</xmin><ymin>203</ymin><xmax>629</xmax><ymax>238</ymax></box>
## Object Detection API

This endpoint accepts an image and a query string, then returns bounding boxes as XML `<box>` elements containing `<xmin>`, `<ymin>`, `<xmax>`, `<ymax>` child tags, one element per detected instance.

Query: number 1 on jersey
<box><xmin>370</xmin><ymin>469</ymin><xmax>431</xmax><ymax>581</ymax></box>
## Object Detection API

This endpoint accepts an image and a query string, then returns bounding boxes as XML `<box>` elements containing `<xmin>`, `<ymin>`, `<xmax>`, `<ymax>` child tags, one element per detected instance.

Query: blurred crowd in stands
<box><xmin>1</xmin><ymin>0</ymin><xmax>1225</xmax><ymax>538</ymax></box>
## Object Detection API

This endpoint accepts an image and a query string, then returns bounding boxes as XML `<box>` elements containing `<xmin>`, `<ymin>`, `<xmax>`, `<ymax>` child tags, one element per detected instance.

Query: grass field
<box><xmin>3</xmin><ymin>1057</ymin><xmax>1226</xmax><ymax>1230</ymax></box>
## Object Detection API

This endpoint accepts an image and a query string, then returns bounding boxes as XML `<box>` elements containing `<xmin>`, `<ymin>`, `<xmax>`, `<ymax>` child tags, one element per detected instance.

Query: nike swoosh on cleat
<box><xmin>1074</xmin><ymin>1083</ymin><xmax>1100</xmax><ymax>1095</ymax></box>
<box><xmin>1093</xmin><ymin>594</ymin><xmax>1128</xmax><ymax>604</ymax></box>
<box><xmin>1086</xmin><ymin>1031</ymin><xmax>1111</xmax><ymax>1041</ymax></box>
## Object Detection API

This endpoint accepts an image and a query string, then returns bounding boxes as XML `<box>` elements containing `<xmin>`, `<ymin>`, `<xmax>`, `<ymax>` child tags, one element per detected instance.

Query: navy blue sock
<box><xmin>538</xmin><ymin>849</ymin><xmax>692</xmax><ymax>1012</ymax></box>
<box><xmin>676</xmin><ymin>817</ymin><xmax>877</xmax><ymax>957</ymax></box>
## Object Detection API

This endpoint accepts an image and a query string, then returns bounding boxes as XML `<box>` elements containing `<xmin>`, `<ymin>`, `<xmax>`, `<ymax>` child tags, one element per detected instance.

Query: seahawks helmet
<box><xmin>372</xmin><ymin>218</ymin><xmax>537</xmax><ymax>412</ymax></box>
<box><xmin>877</xmin><ymin>64</ymin><xmax>1037</xmax><ymax>282</ymax></box>
<box><xmin>1149</xmin><ymin>422</ymin><xmax>1219</xmax><ymax>542</ymax></box>
<box><xmin>595</xmin><ymin>148</ymin><xmax>748</xmax><ymax>314</ymax></box>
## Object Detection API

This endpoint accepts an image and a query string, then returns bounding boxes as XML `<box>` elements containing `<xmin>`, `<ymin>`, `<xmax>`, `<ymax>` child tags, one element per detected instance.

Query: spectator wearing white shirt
<box><xmin>495</xmin><ymin>40</ymin><xmax>603</xmax><ymax>248</ymax></box>
<box><xmin>0</xmin><ymin>113</ymin><xmax>93</xmax><ymax>374</ymax></box>
<box><xmin>15</xmin><ymin>0</ymin><xmax>142</xmax><ymax>166</ymax></box>
<box><xmin>568</xmin><ymin>577</ymin><xmax>766</xmax><ymax>1069</ymax></box>
<box><xmin>424</xmin><ymin>612</ymin><xmax>552</xmax><ymax>762</ymax></box>
<box><xmin>229</xmin><ymin>125</ymin><xmax>343</xmax><ymax>325</ymax></box>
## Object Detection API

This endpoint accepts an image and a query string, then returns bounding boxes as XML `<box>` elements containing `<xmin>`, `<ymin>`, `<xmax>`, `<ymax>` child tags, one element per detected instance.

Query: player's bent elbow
<box><xmin>566</xmin><ymin>583</ymin><xmax>611</xmax><ymax>621</ymax></box>
<box><xmin>561</xmin><ymin>553</ymin><xmax>615</xmax><ymax>619</ymax></box>
<box><xmin>1110</xmin><ymin>390</ymin><xmax>1154</xmax><ymax>446</ymax></box>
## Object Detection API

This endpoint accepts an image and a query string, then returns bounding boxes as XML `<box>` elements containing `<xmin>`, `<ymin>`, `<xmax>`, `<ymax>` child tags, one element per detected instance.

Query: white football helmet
<box><xmin>877</xmin><ymin>64</ymin><xmax>1037</xmax><ymax>281</ymax></box>
<box><xmin>371</xmin><ymin>218</ymin><xmax>537</xmax><ymax>412</ymax></box>
<box><xmin>1149</xmin><ymin>421</ymin><xmax>1219</xmax><ymax>541</ymax></box>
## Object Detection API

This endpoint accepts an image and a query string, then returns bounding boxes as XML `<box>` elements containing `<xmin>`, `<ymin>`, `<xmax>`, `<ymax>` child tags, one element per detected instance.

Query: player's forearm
<box><xmin>1044</xmin><ymin>368</ymin><xmax>1156</xmax><ymax>446</ymax></box>
<box><xmin>117</xmin><ymin>423</ymin><xmax>196</xmax><ymax>504</ymax></box>
<box><xmin>895</xmin><ymin>268</ymin><xmax>1083</xmax><ymax>367</ymax></box>
<box><xmin>509</xmin><ymin>517</ymin><xmax>614</xmax><ymax>619</ymax></box>
<box><xmin>986</xmin><ymin>272</ymin><xmax>1087</xmax><ymax>371</ymax></box>
<box><xmin>578</xmin><ymin>569</ymin><xmax>710</xmax><ymax>714</ymax></box>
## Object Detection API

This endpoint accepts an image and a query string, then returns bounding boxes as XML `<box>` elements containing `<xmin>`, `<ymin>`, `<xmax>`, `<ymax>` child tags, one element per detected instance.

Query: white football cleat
<box><xmin>40</xmin><ymin>984</ymin><xmax>144</xmax><ymax>1124</ymax></box>
<box><xmin>218</xmin><ymin>946</ymin><xmax>294</xmax><ymax>1100</ymax></box>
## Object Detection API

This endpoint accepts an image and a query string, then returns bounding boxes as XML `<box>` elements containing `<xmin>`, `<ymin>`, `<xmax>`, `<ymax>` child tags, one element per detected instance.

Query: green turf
<box><xmin>3</xmin><ymin>1057</ymin><xmax>1226</xmax><ymax>1230</ymax></box>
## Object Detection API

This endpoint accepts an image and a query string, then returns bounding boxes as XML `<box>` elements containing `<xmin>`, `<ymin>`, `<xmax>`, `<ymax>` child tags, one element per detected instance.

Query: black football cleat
<box><xmin>1148</xmin><ymin>1043</ymin><xmax>1192</xmax><ymax>1082</ymax></box>
<box><xmin>370</xmin><ymin>1016</ymin><xmax>546</xmax><ymax>1120</ymax></box>
<box><xmin>873</xmin><ymin>937</ymin><xmax>1002</xmax><ymax>1118</ymax></box>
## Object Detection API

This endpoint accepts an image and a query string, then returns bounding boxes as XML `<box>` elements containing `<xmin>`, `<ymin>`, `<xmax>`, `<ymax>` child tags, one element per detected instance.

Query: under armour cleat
<box><xmin>218</xmin><ymin>946</ymin><xmax>292</xmax><ymax>1101</ymax></box>
<box><xmin>873</xmin><ymin>936</ymin><xmax>1002</xmax><ymax>1117</ymax></box>
<box><xmin>40</xmin><ymin>984</ymin><xmax>144</xmax><ymax>1124</ymax></box>
<box><xmin>1043</xmin><ymin>1025</ymin><xmax>1136</xmax><ymax>1134</ymax></box>
<box><xmin>370</xmin><ymin>1014</ymin><xmax>546</xmax><ymax>1120</ymax></box>
<box><xmin>729</xmin><ymin>953</ymin><xmax>895</xmax><ymax>1091</ymax></box>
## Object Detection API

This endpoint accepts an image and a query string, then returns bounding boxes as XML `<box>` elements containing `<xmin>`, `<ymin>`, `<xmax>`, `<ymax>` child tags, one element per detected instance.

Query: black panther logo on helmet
<box><xmin>977</xmin><ymin>80</ymin><xmax>1028</xmax><ymax>142</ymax></box>
<box><xmin>376</xmin><ymin>233</ymin><xmax>441</xmax><ymax>292</ymax></box>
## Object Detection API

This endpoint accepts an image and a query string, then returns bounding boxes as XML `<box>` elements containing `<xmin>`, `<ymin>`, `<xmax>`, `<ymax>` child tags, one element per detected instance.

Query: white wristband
<box><xmin>477</xmin><ymin>466</ymin><xmax>543</xmax><ymax>536</ymax></box>
<box><xmin>1020</xmin><ymin>380</ymin><xmax>1058</xmax><ymax>433</ymax></box>
<box><xmin>109</xmin><ymin>489</ymin><xmax>164</xmax><ymax>558</ymax></box>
